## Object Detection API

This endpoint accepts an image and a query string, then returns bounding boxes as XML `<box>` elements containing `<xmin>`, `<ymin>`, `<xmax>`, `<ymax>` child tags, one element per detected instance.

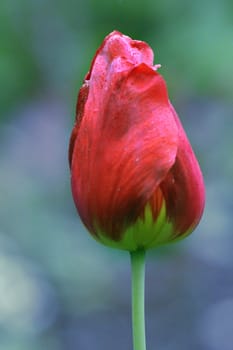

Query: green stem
<box><xmin>130</xmin><ymin>249</ymin><xmax>147</xmax><ymax>350</ymax></box>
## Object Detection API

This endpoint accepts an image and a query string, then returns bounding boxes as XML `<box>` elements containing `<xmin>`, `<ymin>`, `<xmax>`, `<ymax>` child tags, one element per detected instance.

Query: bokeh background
<box><xmin>0</xmin><ymin>0</ymin><xmax>233</xmax><ymax>349</ymax></box>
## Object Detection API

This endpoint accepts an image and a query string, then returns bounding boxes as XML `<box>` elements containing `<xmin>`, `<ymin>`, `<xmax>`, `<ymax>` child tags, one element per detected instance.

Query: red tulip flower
<box><xmin>69</xmin><ymin>31</ymin><xmax>205</xmax><ymax>252</ymax></box>
<box><xmin>69</xmin><ymin>31</ymin><xmax>205</xmax><ymax>350</ymax></box>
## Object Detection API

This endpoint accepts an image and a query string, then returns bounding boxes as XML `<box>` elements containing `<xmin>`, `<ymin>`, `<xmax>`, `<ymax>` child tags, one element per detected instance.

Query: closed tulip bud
<box><xmin>69</xmin><ymin>31</ymin><xmax>205</xmax><ymax>252</ymax></box>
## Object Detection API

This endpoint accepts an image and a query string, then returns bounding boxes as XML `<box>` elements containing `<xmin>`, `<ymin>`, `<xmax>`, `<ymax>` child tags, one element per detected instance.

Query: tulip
<box><xmin>69</xmin><ymin>31</ymin><xmax>205</xmax><ymax>350</ymax></box>
<box><xmin>69</xmin><ymin>31</ymin><xmax>205</xmax><ymax>251</ymax></box>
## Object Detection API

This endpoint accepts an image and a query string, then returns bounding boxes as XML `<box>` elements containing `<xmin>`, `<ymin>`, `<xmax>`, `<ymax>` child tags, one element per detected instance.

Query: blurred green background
<box><xmin>0</xmin><ymin>0</ymin><xmax>233</xmax><ymax>349</ymax></box>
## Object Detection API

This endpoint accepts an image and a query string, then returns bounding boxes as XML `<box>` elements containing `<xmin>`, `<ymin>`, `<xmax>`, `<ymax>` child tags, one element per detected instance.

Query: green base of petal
<box><xmin>93</xmin><ymin>202</ymin><xmax>193</xmax><ymax>252</ymax></box>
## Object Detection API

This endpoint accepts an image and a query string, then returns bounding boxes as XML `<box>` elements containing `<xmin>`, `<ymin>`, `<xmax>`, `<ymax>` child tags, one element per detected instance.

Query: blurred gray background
<box><xmin>0</xmin><ymin>0</ymin><xmax>233</xmax><ymax>349</ymax></box>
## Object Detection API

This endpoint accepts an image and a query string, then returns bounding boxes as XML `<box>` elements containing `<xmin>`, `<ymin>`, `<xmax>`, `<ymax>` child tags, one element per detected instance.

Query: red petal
<box><xmin>160</xmin><ymin>104</ymin><xmax>205</xmax><ymax>236</ymax></box>
<box><xmin>86</xmin><ymin>31</ymin><xmax>154</xmax><ymax>82</ymax></box>
<box><xmin>71</xmin><ymin>32</ymin><xmax>179</xmax><ymax>239</ymax></box>
<box><xmin>69</xmin><ymin>82</ymin><xmax>89</xmax><ymax>168</ymax></box>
